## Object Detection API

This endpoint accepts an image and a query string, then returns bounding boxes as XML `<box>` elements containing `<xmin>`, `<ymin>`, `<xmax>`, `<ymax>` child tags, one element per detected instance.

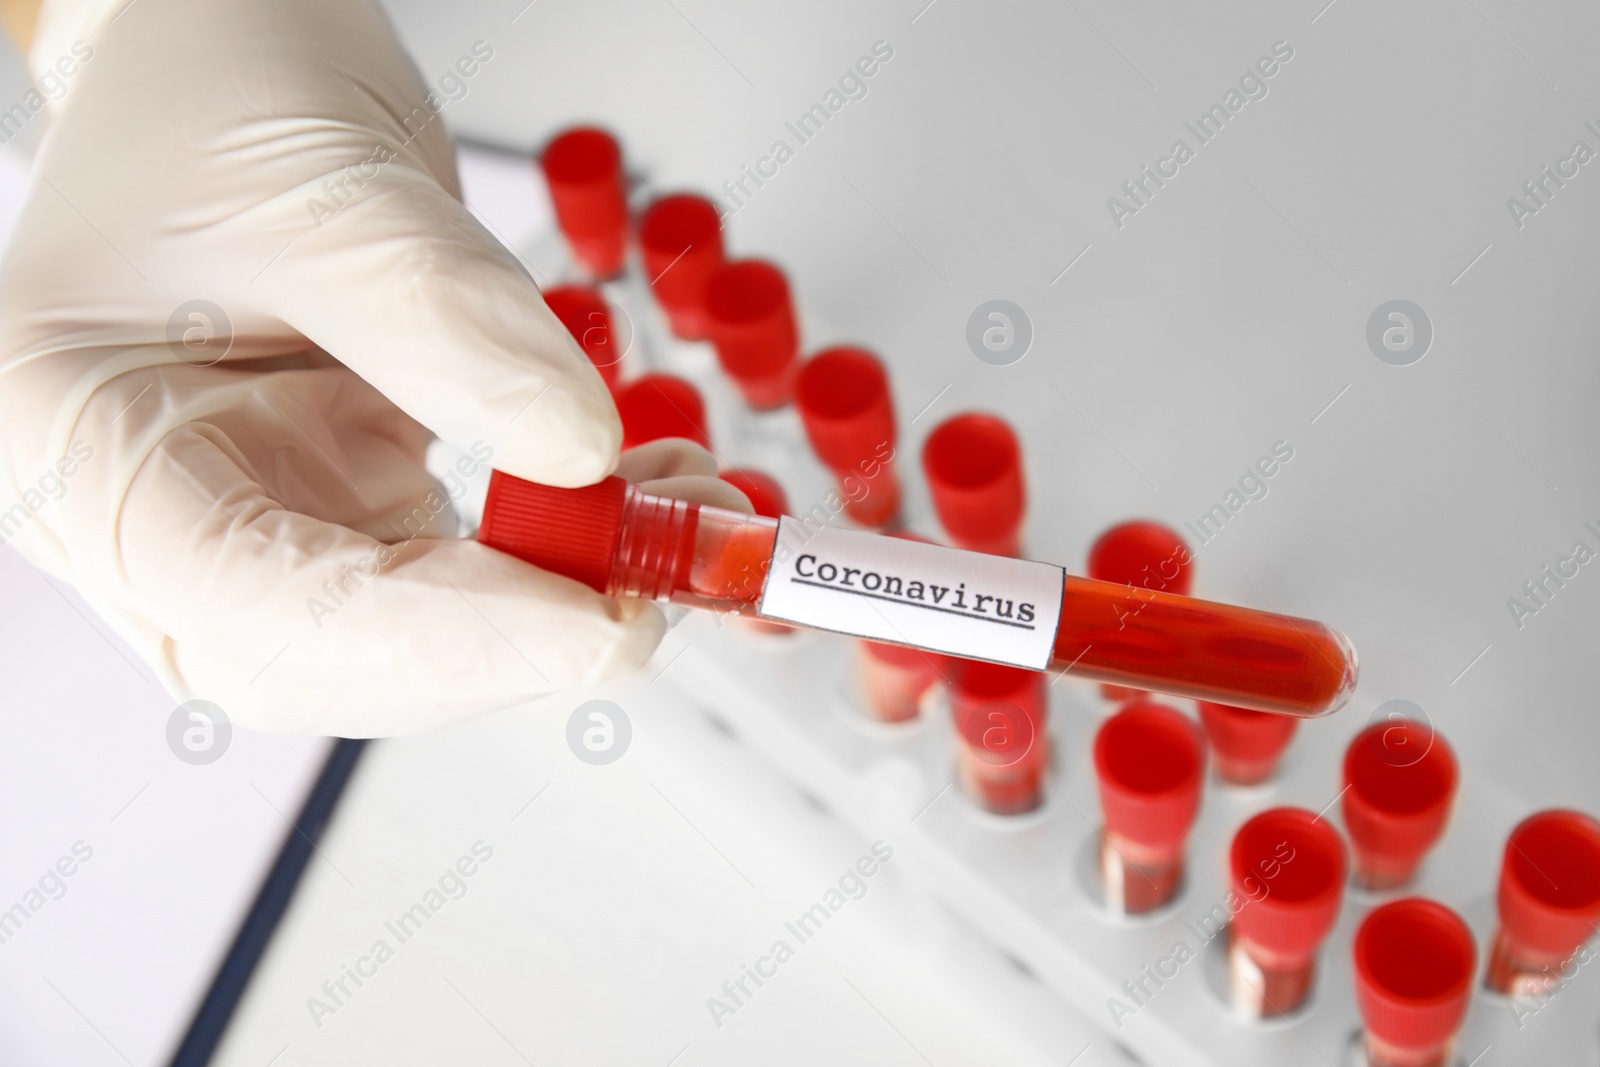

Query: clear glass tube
<box><xmin>601</xmin><ymin>489</ymin><xmax>1358</xmax><ymax>717</ymax></box>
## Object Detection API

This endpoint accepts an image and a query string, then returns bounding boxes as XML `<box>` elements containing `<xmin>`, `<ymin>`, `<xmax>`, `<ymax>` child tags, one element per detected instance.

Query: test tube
<box><xmin>638</xmin><ymin>194</ymin><xmax>724</xmax><ymax>340</ymax></box>
<box><xmin>1485</xmin><ymin>809</ymin><xmax>1600</xmax><ymax>997</ymax></box>
<box><xmin>717</xmin><ymin>469</ymin><xmax>792</xmax><ymax>636</ymax></box>
<box><xmin>541</xmin><ymin>285</ymin><xmax>623</xmax><ymax>391</ymax></box>
<box><xmin>703</xmin><ymin>259</ymin><xmax>799</xmax><ymax>409</ymax></box>
<box><xmin>1197</xmin><ymin>701</ymin><xmax>1298</xmax><ymax>786</ymax></box>
<box><xmin>1087</xmin><ymin>520</ymin><xmax>1192</xmax><ymax>702</ymax></box>
<box><xmin>615</xmin><ymin>374</ymin><xmax>711</xmax><ymax>450</ymax></box>
<box><xmin>1227</xmin><ymin>807</ymin><xmax>1347</xmax><ymax>1018</ymax></box>
<box><xmin>539</xmin><ymin>127</ymin><xmax>628</xmax><ymax>279</ymax></box>
<box><xmin>921</xmin><ymin>413</ymin><xmax>1025</xmax><ymax>557</ymax></box>
<box><xmin>1092</xmin><ymin>701</ymin><xmax>1204</xmax><ymax>913</ymax></box>
<box><xmin>949</xmin><ymin>660</ymin><xmax>1048</xmax><ymax>815</ymax></box>
<box><xmin>795</xmin><ymin>347</ymin><xmax>900</xmax><ymax>528</ymax></box>
<box><xmin>476</xmin><ymin>474</ymin><xmax>1359</xmax><ymax>717</ymax></box>
<box><xmin>1353</xmin><ymin>898</ymin><xmax>1477</xmax><ymax>1067</ymax></box>
<box><xmin>1341</xmin><ymin>720</ymin><xmax>1457</xmax><ymax>891</ymax></box>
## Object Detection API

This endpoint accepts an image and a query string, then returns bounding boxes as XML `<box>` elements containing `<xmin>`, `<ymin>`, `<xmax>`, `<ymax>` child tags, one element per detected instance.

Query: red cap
<box><xmin>615</xmin><ymin>374</ymin><xmax>711</xmax><ymax>450</ymax></box>
<box><xmin>540</xmin><ymin>127</ymin><xmax>628</xmax><ymax>277</ymax></box>
<box><xmin>1093</xmin><ymin>701</ymin><xmax>1204</xmax><ymax>855</ymax></box>
<box><xmin>719</xmin><ymin>469</ymin><xmax>788</xmax><ymax>518</ymax></box>
<box><xmin>950</xmin><ymin>660</ymin><xmax>1042</xmax><ymax>768</ymax></box>
<box><xmin>1198</xmin><ymin>701</ymin><xmax>1298</xmax><ymax>786</ymax></box>
<box><xmin>1497</xmin><ymin>810</ymin><xmax>1600</xmax><ymax>965</ymax></box>
<box><xmin>1088</xmin><ymin>520</ymin><xmax>1192</xmax><ymax>596</ymax></box>
<box><xmin>922</xmin><ymin>413</ymin><xmax>1024</xmax><ymax>556</ymax></box>
<box><xmin>1230</xmin><ymin>807</ymin><xmax>1347</xmax><ymax>969</ymax></box>
<box><xmin>542</xmin><ymin>285</ymin><xmax>622</xmax><ymax>389</ymax></box>
<box><xmin>639</xmin><ymin>194</ymin><xmax>724</xmax><ymax>339</ymax></box>
<box><xmin>1342</xmin><ymin>721</ymin><xmax>1457</xmax><ymax>887</ymax></box>
<box><xmin>796</xmin><ymin>347</ymin><xmax>897</xmax><ymax>472</ymax></box>
<box><xmin>1353</xmin><ymin>898</ymin><xmax>1475</xmax><ymax>1056</ymax></box>
<box><xmin>478</xmin><ymin>471</ymin><xmax>627</xmax><ymax>593</ymax></box>
<box><xmin>704</xmin><ymin>259</ymin><xmax>799</xmax><ymax>408</ymax></box>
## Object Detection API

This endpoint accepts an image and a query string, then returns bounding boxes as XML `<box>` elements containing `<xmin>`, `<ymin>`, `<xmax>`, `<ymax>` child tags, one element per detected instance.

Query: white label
<box><xmin>757</xmin><ymin>518</ymin><xmax>1064</xmax><ymax>670</ymax></box>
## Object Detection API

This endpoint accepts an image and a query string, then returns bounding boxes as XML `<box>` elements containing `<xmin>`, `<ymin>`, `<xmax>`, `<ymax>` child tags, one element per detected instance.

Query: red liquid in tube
<box><xmin>476</xmin><ymin>476</ymin><xmax>1359</xmax><ymax>718</ymax></box>
<box><xmin>718</xmin><ymin>469</ymin><xmax>794</xmax><ymax>638</ymax></box>
<box><xmin>1087</xmin><ymin>520</ymin><xmax>1193</xmax><ymax>703</ymax></box>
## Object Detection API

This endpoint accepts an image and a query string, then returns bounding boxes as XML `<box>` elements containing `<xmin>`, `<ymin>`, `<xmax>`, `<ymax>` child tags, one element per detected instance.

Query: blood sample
<box><xmin>718</xmin><ymin>469</ymin><xmax>792</xmax><ymax>637</ymax></box>
<box><xmin>1087</xmin><ymin>520</ymin><xmax>1192</xmax><ymax>702</ymax></box>
<box><xmin>1092</xmin><ymin>701</ymin><xmax>1203</xmax><ymax>913</ymax></box>
<box><xmin>922</xmin><ymin>413</ymin><xmax>1024</xmax><ymax>556</ymax></box>
<box><xmin>475</xmin><ymin>474</ymin><xmax>1359</xmax><ymax>717</ymax></box>
<box><xmin>949</xmin><ymin>660</ymin><xmax>1048</xmax><ymax>814</ymax></box>
<box><xmin>703</xmin><ymin>260</ymin><xmax>799</xmax><ymax>409</ymax></box>
<box><xmin>541</xmin><ymin>285</ymin><xmax>622</xmax><ymax>390</ymax></box>
<box><xmin>638</xmin><ymin>194</ymin><xmax>724</xmax><ymax>340</ymax></box>
<box><xmin>795</xmin><ymin>347</ymin><xmax>900</xmax><ymax>528</ymax></box>
<box><xmin>1227</xmin><ymin>807</ymin><xmax>1347</xmax><ymax>1018</ymax></box>
<box><xmin>1353</xmin><ymin>898</ymin><xmax>1476</xmax><ymax>1067</ymax></box>
<box><xmin>540</xmin><ymin>127</ymin><xmax>628</xmax><ymax>278</ymax></box>
<box><xmin>1197</xmin><ymin>701</ymin><xmax>1298</xmax><ymax>786</ymax></box>
<box><xmin>1341</xmin><ymin>721</ymin><xmax>1457</xmax><ymax>891</ymax></box>
<box><xmin>614</xmin><ymin>374</ymin><xmax>710</xmax><ymax>450</ymax></box>
<box><xmin>1485</xmin><ymin>809</ymin><xmax>1600</xmax><ymax>997</ymax></box>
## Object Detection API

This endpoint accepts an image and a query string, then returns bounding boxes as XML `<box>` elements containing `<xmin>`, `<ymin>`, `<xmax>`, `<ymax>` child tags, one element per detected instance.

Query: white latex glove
<box><xmin>0</xmin><ymin>0</ymin><xmax>749</xmax><ymax>735</ymax></box>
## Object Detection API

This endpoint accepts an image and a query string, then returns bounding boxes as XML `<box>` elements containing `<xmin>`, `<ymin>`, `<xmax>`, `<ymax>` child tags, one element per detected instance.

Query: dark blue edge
<box><xmin>167</xmin><ymin>738</ymin><xmax>368</xmax><ymax>1067</ymax></box>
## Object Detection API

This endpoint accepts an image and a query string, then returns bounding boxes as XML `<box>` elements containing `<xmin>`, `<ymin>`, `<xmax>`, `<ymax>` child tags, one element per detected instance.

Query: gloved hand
<box><xmin>0</xmin><ymin>0</ymin><xmax>748</xmax><ymax>735</ymax></box>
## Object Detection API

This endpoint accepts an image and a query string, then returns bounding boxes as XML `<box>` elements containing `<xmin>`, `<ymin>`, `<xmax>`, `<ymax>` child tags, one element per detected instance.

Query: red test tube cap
<box><xmin>1497</xmin><ymin>809</ymin><xmax>1600</xmax><ymax>966</ymax></box>
<box><xmin>1088</xmin><ymin>520</ymin><xmax>1193</xmax><ymax>596</ymax></box>
<box><xmin>478</xmin><ymin>471</ymin><xmax>626</xmax><ymax>594</ymax></box>
<box><xmin>922</xmin><ymin>413</ymin><xmax>1024</xmax><ymax>556</ymax></box>
<box><xmin>797</xmin><ymin>347</ymin><xmax>896</xmax><ymax>472</ymax></box>
<box><xmin>704</xmin><ymin>259</ymin><xmax>799</xmax><ymax>408</ymax></box>
<box><xmin>615</xmin><ymin>374</ymin><xmax>710</xmax><ymax>450</ymax></box>
<box><xmin>1093</xmin><ymin>701</ymin><xmax>1204</xmax><ymax>856</ymax></box>
<box><xmin>540</xmin><ymin>127</ymin><xmax>628</xmax><ymax>277</ymax></box>
<box><xmin>948</xmin><ymin>659</ymin><xmax>1047</xmax><ymax>814</ymax></box>
<box><xmin>949</xmin><ymin>660</ymin><xmax>1046</xmax><ymax>732</ymax></box>
<box><xmin>542</xmin><ymin>285</ymin><xmax>621</xmax><ymax>389</ymax></box>
<box><xmin>1342</xmin><ymin>721</ymin><xmax>1457</xmax><ymax>890</ymax></box>
<box><xmin>1198</xmin><ymin>701</ymin><xmax>1298</xmax><ymax>786</ymax></box>
<box><xmin>1353</xmin><ymin>898</ymin><xmax>1476</xmax><ymax>1064</ymax></box>
<box><xmin>1230</xmin><ymin>807</ymin><xmax>1347</xmax><ymax>970</ymax></box>
<box><xmin>718</xmin><ymin>469</ymin><xmax>788</xmax><ymax>519</ymax></box>
<box><xmin>639</xmin><ymin>194</ymin><xmax>724</xmax><ymax>339</ymax></box>
<box><xmin>797</xmin><ymin>346</ymin><xmax>900</xmax><ymax>527</ymax></box>
<box><xmin>954</xmin><ymin>678</ymin><xmax>1038</xmax><ymax>767</ymax></box>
